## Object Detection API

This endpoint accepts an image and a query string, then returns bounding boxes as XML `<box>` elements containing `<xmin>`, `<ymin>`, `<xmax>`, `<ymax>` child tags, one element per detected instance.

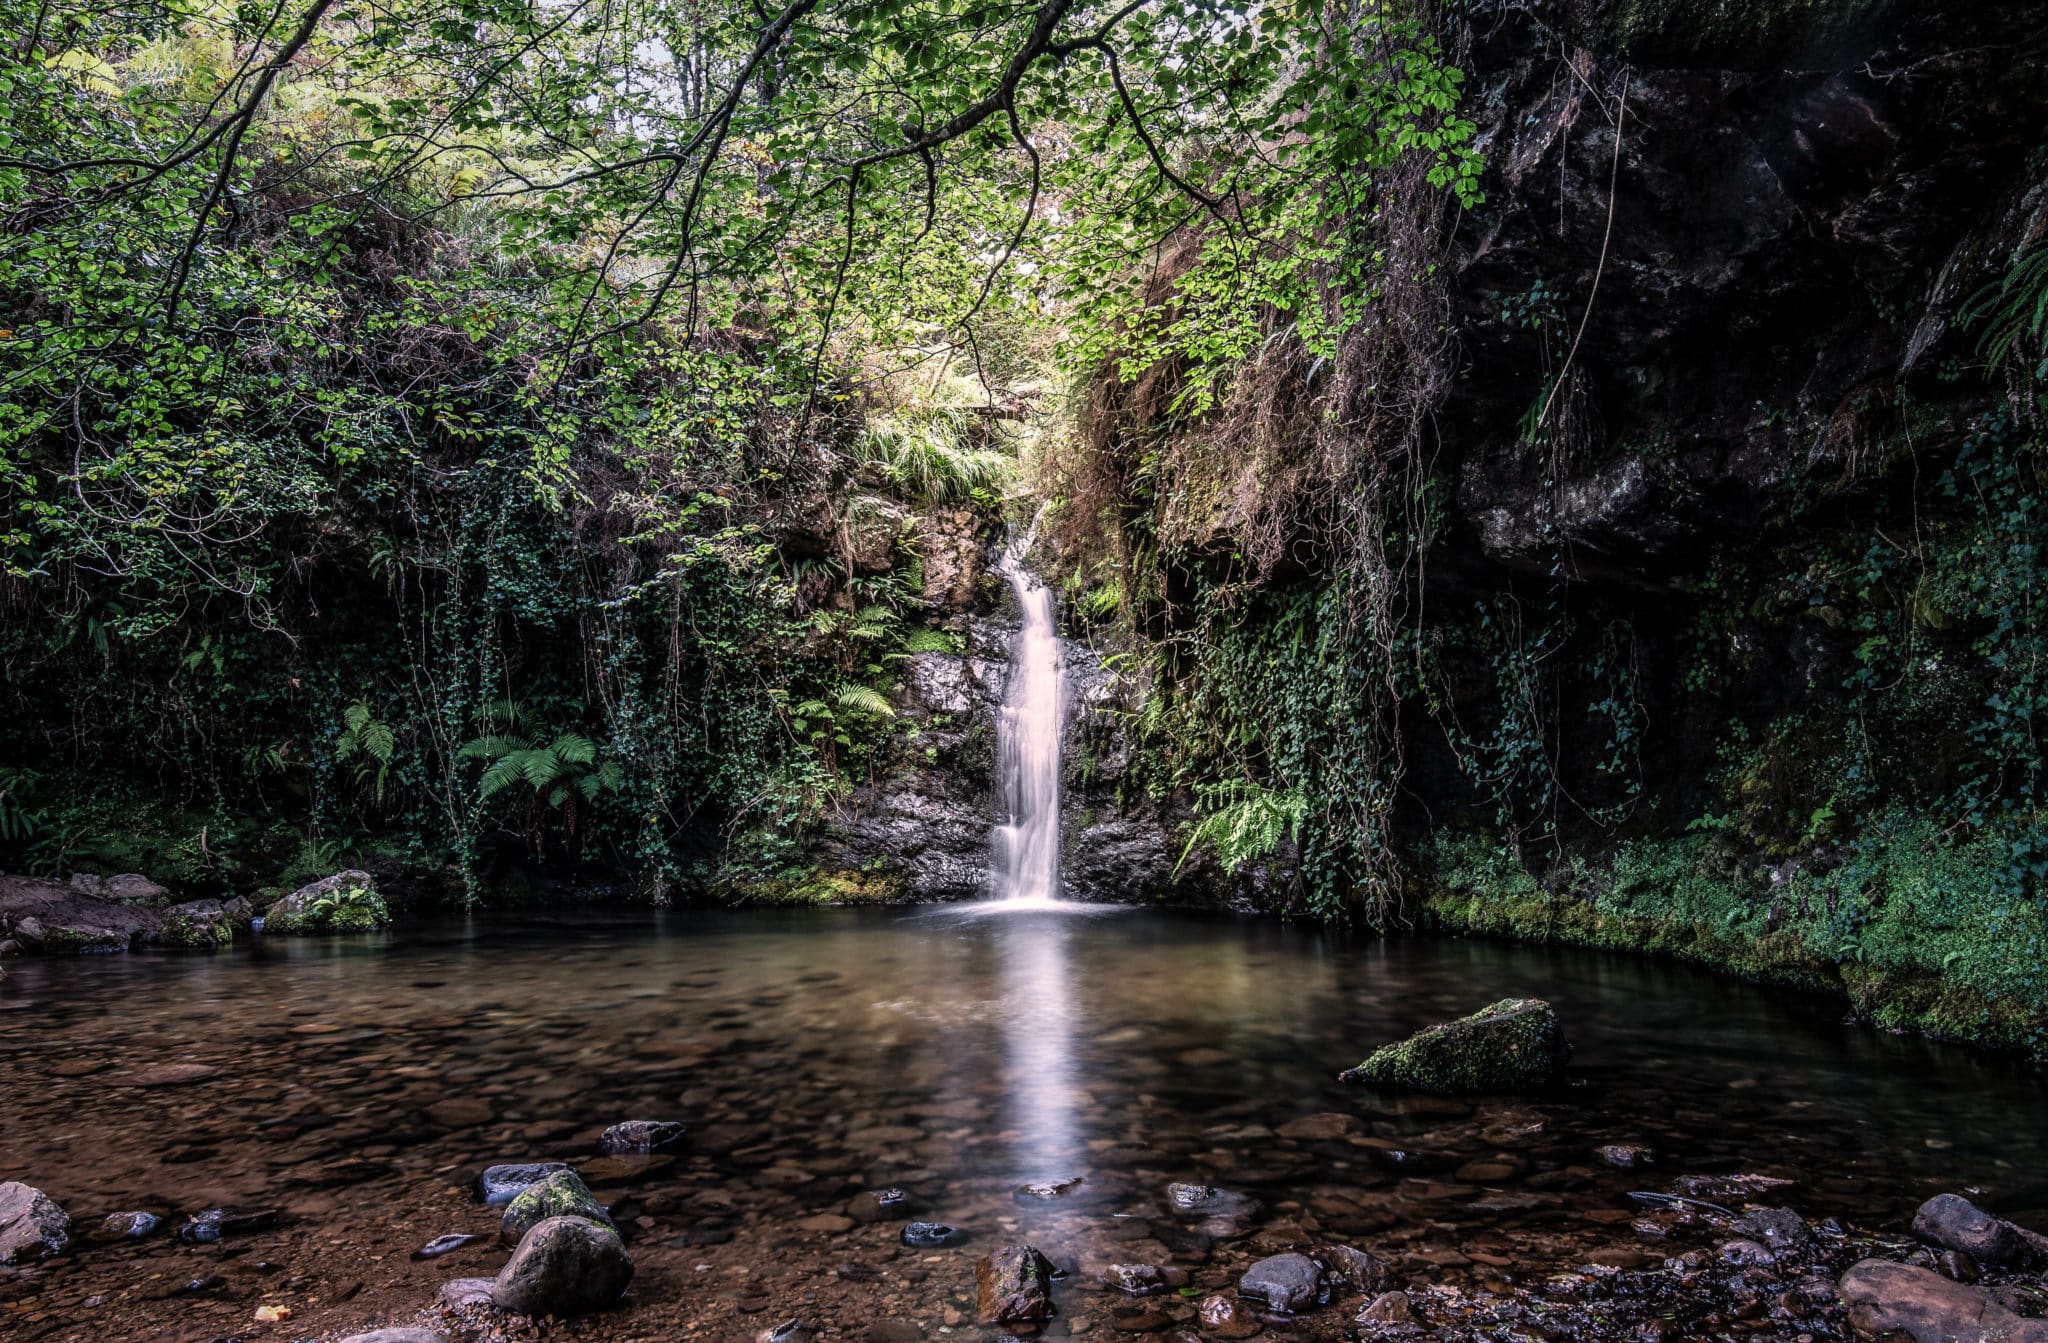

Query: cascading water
<box><xmin>991</xmin><ymin>539</ymin><xmax>1067</xmax><ymax>907</ymax></box>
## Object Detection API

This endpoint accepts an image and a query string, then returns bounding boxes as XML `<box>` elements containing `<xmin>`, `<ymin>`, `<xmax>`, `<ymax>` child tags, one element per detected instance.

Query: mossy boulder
<box><xmin>157</xmin><ymin>900</ymin><xmax>235</xmax><ymax>950</ymax></box>
<box><xmin>1341</xmin><ymin>998</ymin><xmax>1571</xmax><ymax>1095</ymax></box>
<box><xmin>264</xmin><ymin>871</ymin><xmax>388</xmax><ymax>934</ymax></box>
<box><xmin>499</xmin><ymin>1169</ymin><xmax>613</xmax><ymax>1246</ymax></box>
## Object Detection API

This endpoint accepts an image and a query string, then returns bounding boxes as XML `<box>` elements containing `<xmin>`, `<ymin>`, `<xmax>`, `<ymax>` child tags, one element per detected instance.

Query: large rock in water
<box><xmin>976</xmin><ymin>1244</ymin><xmax>1056</xmax><ymax>1324</ymax></box>
<box><xmin>1837</xmin><ymin>1259</ymin><xmax>2048</xmax><ymax>1342</ymax></box>
<box><xmin>1913</xmin><ymin>1193</ymin><xmax>2048</xmax><ymax>1269</ymax></box>
<box><xmin>1238</xmin><ymin>1253</ymin><xmax>1330</xmax><ymax>1314</ymax></box>
<box><xmin>265</xmin><ymin>870</ymin><xmax>385</xmax><ymax>933</ymax></box>
<box><xmin>0</xmin><ymin>1182</ymin><xmax>69</xmax><ymax>1264</ymax></box>
<box><xmin>1340</xmin><ymin>998</ymin><xmax>1570</xmax><ymax>1094</ymax></box>
<box><xmin>491</xmin><ymin>1215</ymin><xmax>633</xmax><ymax>1316</ymax></box>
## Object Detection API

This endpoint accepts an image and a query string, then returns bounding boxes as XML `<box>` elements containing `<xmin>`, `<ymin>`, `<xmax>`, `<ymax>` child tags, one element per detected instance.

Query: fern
<box><xmin>835</xmin><ymin>684</ymin><xmax>897</xmax><ymax>718</ymax></box>
<box><xmin>1963</xmin><ymin>244</ymin><xmax>2048</xmax><ymax>378</ymax></box>
<box><xmin>1176</xmin><ymin>780</ymin><xmax>1310</xmax><ymax>874</ymax></box>
<box><xmin>854</xmin><ymin>409</ymin><xmax>1012</xmax><ymax>503</ymax></box>
<box><xmin>334</xmin><ymin>700</ymin><xmax>395</xmax><ymax>804</ymax></box>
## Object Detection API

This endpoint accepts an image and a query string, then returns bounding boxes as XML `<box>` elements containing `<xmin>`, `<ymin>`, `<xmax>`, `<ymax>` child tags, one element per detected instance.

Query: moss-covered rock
<box><xmin>499</xmin><ymin>1169</ymin><xmax>613</xmax><ymax>1246</ymax></box>
<box><xmin>263</xmin><ymin>870</ymin><xmax>388</xmax><ymax>934</ymax></box>
<box><xmin>1341</xmin><ymin>998</ymin><xmax>1572</xmax><ymax>1095</ymax></box>
<box><xmin>156</xmin><ymin>901</ymin><xmax>234</xmax><ymax>950</ymax></box>
<box><xmin>719</xmin><ymin>864</ymin><xmax>909</xmax><ymax>906</ymax></box>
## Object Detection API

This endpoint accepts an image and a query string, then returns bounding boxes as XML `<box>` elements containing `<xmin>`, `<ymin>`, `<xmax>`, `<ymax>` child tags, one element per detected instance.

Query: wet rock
<box><xmin>1016</xmin><ymin>1176</ymin><xmax>1086</xmax><ymax>1201</ymax></box>
<box><xmin>492</xmin><ymin>1214</ymin><xmax>634</xmax><ymax>1316</ymax></box>
<box><xmin>1937</xmin><ymin>1250</ymin><xmax>1981</xmax><ymax>1283</ymax></box>
<box><xmin>867</xmin><ymin>1322</ymin><xmax>922</xmax><ymax>1343</ymax></box>
<box><xmin>1167</xmin><ymin>1183</ymin><xmax>1259</xmax><ymax>1221</ymax></box>
<box><xmin>1718</xmin><ymin>1239</ymin><xmax>1776</xmax><ymax>1267</ymax></box>
<box><xmin>1913</xmin><ymin>1193</ymin><xmax>2045</xmax><ymax>1269</ymax></box>
<box><xmin>264</xmin><ymin>870</ymin><xmax>385</xmax><ymax>933</ymax></box>
<box><xmin>157</xmin><ymin>900</ymin><xmax>235</xmax><ymax>950</ymax></box>
<box><xmin>476</xmin><ymin>1161</ymin><xmax>570</xmax><ymax>1205</ymax></box>
<box><xmin>1596</xmin><ymin>1144</ymin><xmax>1654</xmax><ymax>1169</ymax></box>
<box><xmin>0</xmin><ymin>1182</ymin><xmax>69</xmax><ymax>1264</ymax></box>
<box><xmin>85</xmin><ymin>1210</ymin><xmax>160</xmax><ymax>1244</ymax></box>
<box><xmin>977</xmin><ymin>1243</ymin><xmax>1057</xmax><ymax>1324</ymax></box>
<box><xmin>1838</xmin><ymin>1258</ymin><xmax>2048</xmax><ymax>1343</ymax></box>
<box><xmin>425</xmin><ymin>1097</ymin><xmax>492</xmax><ymax>1128</ymax></box>
<box><xmin>1101</xmin><ymin>1264</ymin><xmax>1189</xmax><ymax>1295</ymax></box>
<box><xmin>759</xmin><ymin>1320</ymin><xmax>813</xmax><ymax>1343</ymax></box>
<box><xmin>1276</xmin><ymin>1113</ymin><xmax>1359</xmax><ymax>1141</ymax></box>
<box><xmin>338</xmin><ymin>1331</ymin><xmax>450</xmax><ymax>1343</ymax></box>
<box><xmin>1340</xmin><ymin>999</ymin><xmax>1570</xmax><ymax>1095</ymax></box>
<box><xmin>1668</xmin><ymin>1173</ymin><xmax>1795</xmax><ymax>1201</ymax></box>
<box><xmin>70</xmin><ymin>873</ymin><xmax>170</xmax><ymax>906</ymax></box>
<box><xmin>1198</xmin><ymin>1293</ymin><xmax>1261</xmax><ymax>1339</ymax></box>
<box><xmin>600</xmin><ymin>1119</ymin><xmax>687</xmax><ymax>1153</ymax></box>
<box><xmin>847</xmin><ymin>1188</ymin><xmax>912</xmax><ymax>1223</ymax></box>
<box><xmin>500</xmin><ymin>1169</ymin><xmax>613</xmax><ymax>1245</ymax></box>
<box><xmin>413</xmin><ymin>1232</ymin><xmax>489</xmax><ymax>1260</ymax></box>
<box><xmin>1737</xmin><ymin>1207</ymin><xmax>1813</xmax><ymax>1259</ymax></box>
<box><xmin>1238</xmin><ymin>1253</ymin><xmax>1329</xmax><ymax>1314</ymax></box>
<box><xmin>902</xmin><ymin>1221</ymin><xmax>963</xmax><ymax>1248</ymax></box>
<box><xmin>1358</xmin><ymin>1291</ymin><xmax>1413</xmax><ymax>1326</ymax></box>
<box><xmin>440</xmin><ymin>1277</ymin><xmax>496</xmax><ymax>1307</ymax></box>
<box><xmin>1313</xmin><ymin>1244</ymin><xmax>1391</xmax><ymax>1294</ymax></box>
<box><xmin>120</xmin><ymin>1062</ymin><xmax>218</xmax><ymax>1087</ymax></box>
<box><xmin>178</xmin><ymin>1207</ymin><xmax>279</xmax><ymax>1243</ymax></box>
<box><xmin>1111</xmin><ymin>1305</ymin><xmax>1176</xmax><ymax>1332</ymax></box>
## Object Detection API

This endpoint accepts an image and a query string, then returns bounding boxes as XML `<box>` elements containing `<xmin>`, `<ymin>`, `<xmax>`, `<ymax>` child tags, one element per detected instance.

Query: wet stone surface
<box><xmin>0</xmin><ymin>906</ymin><xmax>2046</xmax><ymax>1342</ymax></box>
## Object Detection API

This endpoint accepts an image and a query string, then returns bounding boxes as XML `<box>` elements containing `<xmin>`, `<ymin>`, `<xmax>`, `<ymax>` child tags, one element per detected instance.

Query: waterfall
<box><xmin>991</xmin><ymin>540</ymin><xmax>1067</xmax><ymax>907</ymax></box>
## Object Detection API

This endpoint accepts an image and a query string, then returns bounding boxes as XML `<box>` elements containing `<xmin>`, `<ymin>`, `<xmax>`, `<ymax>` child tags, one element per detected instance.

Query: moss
<box><xmin>1419</xmin><ymin>829</ymin><xmax>2048</xmax><ymax>1058</ymax></box>
<box><xmin>156</xmin><ymin>913</ymin><xmax>233</xmax><ymax>950</ymax></box>
<box><xmin>720</xmin><ymin>864</ymin><xmax>910</xmax><ymax>906</ymax></box>
<box><xmin>1343</xmin><ymin>997</ymin><xmax>1572</xmax><ymax>1094</ymax></box>
<box><xmin>266</xmin><ymin>875</ymin><xmax>390</xmax><ymax>934</ymax></box>
<box><xmin>38</xmin><ymin>926</ymin><xmax>132</xmax><ymax>954</ymax></box>
<box><xmin>500</xmin><ymin>1170</ymin><xmax>612</xmax><ymax>1245</ymax></box>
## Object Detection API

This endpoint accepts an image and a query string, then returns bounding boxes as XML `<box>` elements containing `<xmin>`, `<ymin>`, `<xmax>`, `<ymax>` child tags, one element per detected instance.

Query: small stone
<box><xmin>848</xmin><ymin>1188</ymin><xmax>912</xmax><ymax>1223</ymax></box>
<box><xmin>121</xmin><ymin>1063</ymin><xmax>219</xmax><ymax>1087</ymax></box>
<box><xmin>977</xmin><ymin>1243</ymin><xmax>1057</xmax><ymax>1324</ymax></box>
<box><xmin>86</xmin><ymin>1211</ymin><xmax>160</xmax><ymax>1244</ymax></box>
<box><xmin>798</xmin><ymin>1213</ymin><xmax>856</xmax><ymax>1234</ymax></box>
<box><xmin>1111</xmin><ymin>1307</ymin><xmax>1174</xmax><ymax>1332</ymax></box>
<box><xmin>439</xmin><ymin>1277</ymin><xmax>496</xmax><ymax>1308</ymax></box>
<box><xmin>1718</xmin><ymin>1239</ymin><xmax>1775</xmax><ymax>1267</ymax></box>
<box><xmin>426</xmin><ymin>1097</ymin><xmax>493</xmax><ymax>1128</ymax></box>
<box><xmin>600</xmin><ymin>1120</ymin><xmax>688</xmax><ymax>1153</ymax></box>
<box><xmin>1313</xmin><ymin>1244</ymin><xmax>1390</xmax><ymax>1294</ymax></box>
<box><xmin>1198</xmin><ymin>1294</ymin><xmax>1261</xmax><ymax>1339</ymax></box>
<box><xmin>1357</xmin><ymin>1291</ymin><xmax>1412</xmax><ymax>1326</ymax></box>
<box><xmin>1596</xmin><ymin>1144</ymin><xmax>1653</xmax><ymax>1169</ymax></box>
<box><xmin>1276</xmin><ymin>1114</ymin><xmax>1358</xmax><ymax>1141</ymax></box>
<box><xmin>867</xmin><ymin>1322</ymin><xmax>922</xmax><ymax>1343</ymax></box>
<box><xmin>1101</xmin><ymin>1264</ymin><xmax>1171</xmax><ymax>1295</ymax></box>
<box><xmin>1016</xmin><ymin>1176</ymin><xmax>1086</xmax><ymax>1201</ymax></box>
<box><xmin>492</xmin><ymin>1215</ymin><xmax>634</xmax><ymax>1316</ymax></box>
<box><xmin>413</xmin><ymin>1232</ymin><xmax>489</xmax><ymax>1260</ymax></box>
<box><xmin>253</xmin><ymin>1304</ymin><xmax>291</xmax><ymax>1323</ymax></box>
<box><xmin>178</xmin><ymin>1207</ymin><xmax>279</xmax><ymax>1243</ymax></box>
<box><xmin>475</xmin><ymin>1161</ymin><xmax>570</xmax><ymax>1206</ymax></box>
<box><xmin>759</xmin><ymin>1321</ymin><xmax>813</xmax><ymax>1343</ymax></box>
<box><xmin>0</xmin><ymin>1183</ymin><xmax>69</xmax><ymax>1264</ymax></box>
<box><xmin>902</xmin><ymin>1221</ymin><xmax>963</xmax><ymax>1248</ymax></box>
<box><xmin>1736</xmin><ymin>1207</ymin><xmax>1812</xmax><ymax>1258</ymax></box>
<box><xmin>1239</xmin><ymin>1254</ymin><xmax>1328</xmax><ymax>1315</ymax></box>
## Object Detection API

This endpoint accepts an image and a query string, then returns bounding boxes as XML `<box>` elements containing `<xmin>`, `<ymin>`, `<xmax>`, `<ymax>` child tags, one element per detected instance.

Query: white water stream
<box><xmin>991</xmin><ymin>539</ymin><xmax>1068</xmax><ymax>907</ymax></box>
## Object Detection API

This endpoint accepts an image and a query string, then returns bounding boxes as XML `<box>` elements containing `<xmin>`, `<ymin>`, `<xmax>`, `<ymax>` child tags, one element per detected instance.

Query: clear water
<box><xmin>3</xmin><ymin>908</ymin><xmax>2045</xmax><ymax>1341</ymax></box>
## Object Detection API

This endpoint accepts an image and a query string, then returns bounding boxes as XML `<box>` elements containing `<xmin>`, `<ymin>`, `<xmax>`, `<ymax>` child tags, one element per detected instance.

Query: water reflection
<box><xmin>995</xmin><ymin>910</ymin><xmax>1082</xmax><ymax>1179</ymax></box>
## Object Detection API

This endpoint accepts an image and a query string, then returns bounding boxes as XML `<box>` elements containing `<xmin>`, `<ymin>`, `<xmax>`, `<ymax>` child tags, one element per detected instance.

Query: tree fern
<box><xmin>1963</xmin><ymin>244</ymin><xmax>2048</xmax><ymax>378</ymax></box>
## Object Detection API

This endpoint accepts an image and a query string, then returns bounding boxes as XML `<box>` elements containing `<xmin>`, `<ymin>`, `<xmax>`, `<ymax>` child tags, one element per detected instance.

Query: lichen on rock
<box><xmin>1341</xmin><ymin>998</ymin><xmax>1571</xmax><ymax>1094</ymax></box>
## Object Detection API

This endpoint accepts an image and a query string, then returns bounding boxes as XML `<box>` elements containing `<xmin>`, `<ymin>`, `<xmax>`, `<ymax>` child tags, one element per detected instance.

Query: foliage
<box><xmin>1176</xmin><ymin>778</ymin><xmax>1307</xmax><ymax>876</ymax></box>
